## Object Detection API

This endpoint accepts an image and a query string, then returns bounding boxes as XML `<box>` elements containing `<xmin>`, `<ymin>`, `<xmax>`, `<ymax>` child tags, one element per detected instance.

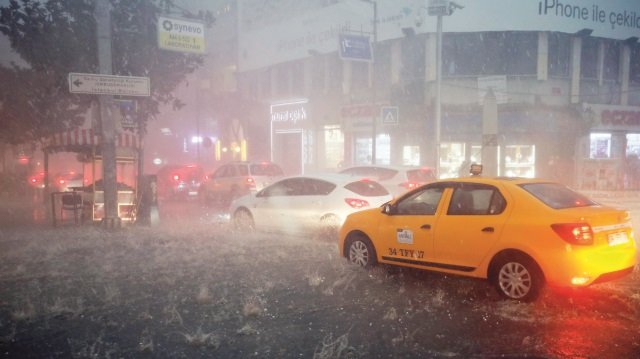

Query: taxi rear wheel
<box><xmin>346</xmin><ymin>235</ymin><xmax>377</xmax><ymax>268</ymax></box>
<box><xmin>490</xmin><ymin>254</ymin><xmax>543</xmax><ymax>302</ymax></box>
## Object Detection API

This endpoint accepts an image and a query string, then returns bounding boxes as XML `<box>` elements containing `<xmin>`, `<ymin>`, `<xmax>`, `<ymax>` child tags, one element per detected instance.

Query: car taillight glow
<box><xmin>551</xmin><ymin>223</ymin><xmax>594</xmax><ymax>245</ymax></box>
<box><xmin>30</xmin><ymin>178</ymin><xmax>37</xmax><ymax>183</ymax></box>
<box><xmin>173</xmin><ymin>174</ymin><xmax>180</xmax><ymax>181</ymax></box>
<box><xmin>246</xmin><ymin>177</ymin><xmax>256</xmax><ymax>188</ymax></box>
<box><xmin>345</xmin><ymin>198</ymin><xmax>369</xmax><ymax>209</ymax></box>
<box><xmin>58</xmin><ymin>179</ymin><xmax>65</xmax><ymax>184</ymax></box>
<box><xmin>401</xmin><ymin>181</ymin><xmax>419</xmax><ymax>189</ymax></box>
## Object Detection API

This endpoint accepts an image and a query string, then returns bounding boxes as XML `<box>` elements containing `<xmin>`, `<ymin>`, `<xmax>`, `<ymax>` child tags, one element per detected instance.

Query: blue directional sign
<box><xmin>381</xmin><ymin>106</ymin><xmax>399</xmax><ymax>125</ymax></box>
<box><xmin>339</xmin><ymin>34</ymin><xmax>372</xmax><ymax>62</ymax></box>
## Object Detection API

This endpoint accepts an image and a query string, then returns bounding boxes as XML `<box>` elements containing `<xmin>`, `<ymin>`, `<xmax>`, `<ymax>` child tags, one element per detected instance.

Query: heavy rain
<box><xmin>1</xmin><ymin>0</ymin><xmax>640</xmax><ymax>358</ymax></box>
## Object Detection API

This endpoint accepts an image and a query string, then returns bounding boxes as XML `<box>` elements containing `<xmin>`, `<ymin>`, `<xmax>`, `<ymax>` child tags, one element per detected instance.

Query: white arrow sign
<box><xmin>68</xmin><ymin>73</ymin><xmax>150</xmax><ymax>97</ymax></box>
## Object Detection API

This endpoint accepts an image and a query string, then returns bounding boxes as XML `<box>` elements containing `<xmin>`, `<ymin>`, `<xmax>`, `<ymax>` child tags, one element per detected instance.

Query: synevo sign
<box><xmin>157</xmin><ymin>16</ymin><xmax>205</xmax><ymax>54</ymax></box>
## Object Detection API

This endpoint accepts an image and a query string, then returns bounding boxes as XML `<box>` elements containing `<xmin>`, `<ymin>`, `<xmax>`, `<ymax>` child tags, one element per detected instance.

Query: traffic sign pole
<box><xmin>95</xmin><ymin>0</ymin><xmax>120</xmax><ymax>229</ymax></box>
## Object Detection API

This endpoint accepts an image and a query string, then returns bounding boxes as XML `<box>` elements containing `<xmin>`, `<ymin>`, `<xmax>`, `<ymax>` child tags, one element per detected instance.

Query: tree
<box><xmin>0</xmin><ymin>0</ymin><xmax>213</xmax><ymax>145</ymax></box>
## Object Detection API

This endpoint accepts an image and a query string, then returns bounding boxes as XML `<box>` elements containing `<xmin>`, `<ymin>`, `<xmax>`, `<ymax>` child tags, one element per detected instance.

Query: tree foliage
<box><xmin>0</xmin><ymin>0</ymin><xmax>213</xmax><ymax>145</ymax></box>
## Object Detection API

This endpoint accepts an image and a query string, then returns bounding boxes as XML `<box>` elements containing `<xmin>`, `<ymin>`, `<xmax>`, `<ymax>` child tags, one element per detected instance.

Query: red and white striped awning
<box><xmin>46</xmin><ymin>128</ymin><xmax>140</xmax><ymax>149</ymax></box>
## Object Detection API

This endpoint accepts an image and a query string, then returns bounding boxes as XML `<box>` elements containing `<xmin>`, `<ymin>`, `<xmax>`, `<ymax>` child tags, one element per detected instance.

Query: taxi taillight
<box><xmin>551</xmin><ymin>223</ymin><xmax>594</xmax><ymax>245</ymax></box>
<box><xmin>246</xmin><ymin>177</ymin><xmax>256</xmax><ymax>189</ymax></box>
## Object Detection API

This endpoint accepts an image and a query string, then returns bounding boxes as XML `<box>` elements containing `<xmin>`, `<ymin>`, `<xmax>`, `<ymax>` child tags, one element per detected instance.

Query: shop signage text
<box><xmin>158</xmin><ymin>16</ymin><xmax>206</xmax><ymax>54</ymax></box>
<box><xmin>601</xmin><ymin>109</ymin><xmax>640</xmax><ymax>126</ymax></box>
<box><xmin>271</xmin><ymin>100</ymin><xmax>309</xmax><ymax>130</ymax></box>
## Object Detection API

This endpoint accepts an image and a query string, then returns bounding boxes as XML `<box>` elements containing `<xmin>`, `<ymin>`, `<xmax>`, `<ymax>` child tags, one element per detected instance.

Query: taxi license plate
<box><xmin>608</xmin><ymin>232</ymin><xmax>629</xmax><ymax>246</ymax></box>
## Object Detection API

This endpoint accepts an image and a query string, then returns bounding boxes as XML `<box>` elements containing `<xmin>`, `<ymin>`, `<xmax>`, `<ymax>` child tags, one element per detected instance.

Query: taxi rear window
<box><xmin>519</xmin><ymin>183</ymin><xmax>596</xmax><ymax>209</ymax></box>
<box><xmin>345</xmin><ymin>180</ymin><xmax>389</xmax><ymax>197</ymax></box>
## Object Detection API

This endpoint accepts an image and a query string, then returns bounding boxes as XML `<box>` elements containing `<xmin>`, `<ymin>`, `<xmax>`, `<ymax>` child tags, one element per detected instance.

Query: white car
<box><xmin>338</xmin><ymin>165</ymin><xmax>436</xmax><ymax>197</ymax></box>
<box><xmin>230</xmin><ymin>174</ymin><xmax>392</xmax><ymax>236</ymax></box>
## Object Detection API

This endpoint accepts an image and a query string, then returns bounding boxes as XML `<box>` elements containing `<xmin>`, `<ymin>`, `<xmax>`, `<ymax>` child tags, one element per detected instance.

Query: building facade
<box><xmin>207</xmin><ymin>0</ymin><xmax>640</xmax><ymax>188</ymax></box>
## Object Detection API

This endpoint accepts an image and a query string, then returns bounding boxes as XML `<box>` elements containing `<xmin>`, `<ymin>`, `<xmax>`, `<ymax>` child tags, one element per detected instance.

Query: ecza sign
<box><xmin>158</xmin><ymin>16</ymin><xmax>205</xmax><ymax>54</ymax></box>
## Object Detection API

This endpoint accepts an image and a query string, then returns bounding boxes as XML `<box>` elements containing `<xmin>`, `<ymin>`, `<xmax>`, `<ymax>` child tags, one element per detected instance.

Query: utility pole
<box><xmin>369</xmin><ymin>1</ymin><xmax>377</xmax><ymax>165</ymax></box>
<box><xmin>95</xmin><ymin>0</ymin><xmax>120</xmax><ymax>228</ymax></box>
<box><xmin>428</xmin><ymin>0</ymin><xmax>463</xmax><ymax>178</ymax></box>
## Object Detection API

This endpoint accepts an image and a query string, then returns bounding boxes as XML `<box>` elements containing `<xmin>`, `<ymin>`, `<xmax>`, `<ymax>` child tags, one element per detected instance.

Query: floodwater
<box><xmin>0</xmin><ymin>193</ymin><xmax>639</xmax><ymax>358</ymax></box>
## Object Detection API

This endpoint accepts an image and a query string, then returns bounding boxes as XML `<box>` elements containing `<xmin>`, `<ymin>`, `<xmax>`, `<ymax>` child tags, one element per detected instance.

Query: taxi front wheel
<box><xmin>347</xmin><ymin>235</ymin><xmax>377</xmax><ymax>268</ymax></box>
<box><xmin>491</xmin><ymin>254</ymin><xmax>543</xmax><ymax>302</ymax></box>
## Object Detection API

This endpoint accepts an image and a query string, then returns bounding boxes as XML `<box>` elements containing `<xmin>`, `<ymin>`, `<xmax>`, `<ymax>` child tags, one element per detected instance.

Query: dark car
<box><xmin>156</xmin><ymin>164</ymin><xmax>206</xmax><ymax>200</ymax></box>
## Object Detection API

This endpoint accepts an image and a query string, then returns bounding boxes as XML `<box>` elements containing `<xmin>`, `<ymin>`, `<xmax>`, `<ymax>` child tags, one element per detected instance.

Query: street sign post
<box><xmin>338</xmin><ymin>34</ymin><xmax>372</xmax><ymax>62</ymax></box>
<box><xmin>68</xmin><ymin>73</ymin><xmax>150</xmax><ymax>97</ymax></box>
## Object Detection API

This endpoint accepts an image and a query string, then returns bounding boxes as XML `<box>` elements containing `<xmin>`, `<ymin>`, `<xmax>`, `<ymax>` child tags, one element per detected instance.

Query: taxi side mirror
<box><xmin>382</xmin><ymin>203</ymin><xmax>396</xmax><ymax>215</ymax></box>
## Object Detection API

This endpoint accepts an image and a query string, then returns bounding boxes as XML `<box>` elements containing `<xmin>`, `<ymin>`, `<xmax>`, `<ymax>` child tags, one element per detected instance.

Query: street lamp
<box><xmin>428</xmin><ymin>0</ymin><xmax>462</xmax><ymax>177</ymax></box>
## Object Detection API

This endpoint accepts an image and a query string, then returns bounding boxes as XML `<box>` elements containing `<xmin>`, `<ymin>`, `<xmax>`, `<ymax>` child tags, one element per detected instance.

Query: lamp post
<box><xmin>362</xmin><ymin>0</ymin><xmax>377</xmax><ymax>165</ymax></box>
<box><xmin>428</xmin><ymin>0</ymin><xmax>462</xmax><ymax>177</ymax></box>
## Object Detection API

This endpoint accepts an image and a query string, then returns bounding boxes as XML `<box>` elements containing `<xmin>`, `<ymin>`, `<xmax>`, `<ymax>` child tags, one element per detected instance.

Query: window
<box><xmin>590</xmin><ymin>133</ymin><xmax>611</xmax><ymax>159</ymax></box>
<box><xmin>344</xmin><ymin>180</ymin><xmax>389</xmax><ymax>197</ymax></box>
<box><xmin>260</xmin><ymin>179</ymin><xmax>302</xmax><ymax>197</ymax></box>
<box><xmin>249</xmin><ymin>163</ymin><xmax>284</xmax><ymax>176</ymax></box>
<box><xmin>396</xmin><ymin>186</ymin><xmax>444</xmax><ymax>215</ymax></box>
<box><xmin>447</xmin><ymin>185</ymin><xmax>506</xmax><ymax>215</ymax></box>
<box><xmin>520</xmin><ymin>183</ymin><xmax>596</xmax><ymax>209</ymax></box>
<box><xmin>324</xmin><ymin>125</ymin><xmax>344</xmax><ymax>168</ymax></box>
<box><xmin>631</xmin><ymin>42</ymin><xmax>640</xmax><ymax>85</ymax></box>
<box><xmin>548</xmin><ymin>33</ymin><xmax>571</xmax><ymax>77</ymax></box>
<box><xmin>627</xmin><ymin>133</ymin><xmax>640</xmax><ymax>157</ymax></box>
<box><xmin>304</xmin><ymin>179</ymin><xmax>336</xmax><ymax>196</ymax></box>
<box><xmin>351</xmin><ymin>61</ymin><xmax>369</xmax><ymax>89</ymax></box>
<box><xmin>603</xmin><ymin>40</ymin><xmax>620</xmax><ymax>81</ymax></box>
<box><xmin>443</xmin><ymin>32</ymin><xmax>536</xmax><ymax>76</ymax></box>
<box><xmin>580</xmin><ymin>37</ymin><xmax>598</xmax><ymax>79</ymax></box>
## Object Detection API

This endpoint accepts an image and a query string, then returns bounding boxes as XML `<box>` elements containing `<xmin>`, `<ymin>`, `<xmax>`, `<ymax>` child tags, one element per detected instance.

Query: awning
<box><xmin>45</xmin><ymin>128</ymin><xmax>141</xmax><ymax>150</ymax></box>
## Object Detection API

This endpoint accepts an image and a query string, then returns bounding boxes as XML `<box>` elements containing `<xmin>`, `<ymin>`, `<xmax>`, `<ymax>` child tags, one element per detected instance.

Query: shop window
<box><xmin>627</xmin><ymin>134</ymin><xmax>640</xmax><ymax>157</ymax></box>
<box><xmin>375</xmin><ymin>133</ymin><xmax>390</xmax><ymax>165</ymax></box>
<box><xmin>440</xmin><ymin>142</ymin><xmax>465</xmax><ymax>178</ymax></box>
<box><xmin>590</xmin><ymin>133</ymin><xmax>611</xmax><ymax>159</ymax></box>
<box><xmin>504</xmin><ymin>145</ymin><xmax>535</xmax><ymax>178</ymax></box>
<box><xmin>355</xmin><ymin>136</ymin><xmax>372</xmax><ymax>165</ymax></box>
<box><xmin>353</xmin><ymin>133</ymin><xmax>390</xmax><ymax>166</ymax></box>
<box><xmin>402</xmin><ymin>146</ymin><xmax>420</xmax><ymax>166</ymax></box>
<box><xmin>324</xmin><ymin>125</ymin><xmax>344</xmax><ymax>169</ymax></box>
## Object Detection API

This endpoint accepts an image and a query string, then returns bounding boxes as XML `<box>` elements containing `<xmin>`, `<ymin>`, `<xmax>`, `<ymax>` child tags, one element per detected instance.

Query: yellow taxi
<box><xmin>338</xmin><ymin>170</ymin><xmax>637</xmax><ymax>301</ymax></box>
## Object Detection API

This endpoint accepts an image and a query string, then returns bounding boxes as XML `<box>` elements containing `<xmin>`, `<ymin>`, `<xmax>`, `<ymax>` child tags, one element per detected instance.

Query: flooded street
<box><xmin>0</xmin><ymin>194</ymin><xmax>639</xmax><ymax>358</ymax></box>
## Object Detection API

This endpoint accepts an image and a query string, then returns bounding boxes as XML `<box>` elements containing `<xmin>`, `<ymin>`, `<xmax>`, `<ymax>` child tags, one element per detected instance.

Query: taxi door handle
<box><xmin>420</xmin><ymin>224</ymin><xmax>431</xmax><ymax>230</ymax></box>
<box><xmin>482</xmin><ymin>227</ymin><xmax>494</xmax><ymax>233</ymax></box>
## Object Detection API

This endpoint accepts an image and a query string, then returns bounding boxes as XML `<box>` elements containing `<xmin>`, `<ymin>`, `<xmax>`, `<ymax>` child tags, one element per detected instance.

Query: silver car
<box><xmin>230</xmin><ymin>174</ymin><xmax>392</xmax><ymax>237</ymax></box>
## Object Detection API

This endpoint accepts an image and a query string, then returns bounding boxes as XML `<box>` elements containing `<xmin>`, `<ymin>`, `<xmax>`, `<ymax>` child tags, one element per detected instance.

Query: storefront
<box><xmin>577</xmin><ymin>104</ymin><xmax>640</xmax><ymax>190</ymax></box>
<box><xmin>270</xmin><ymin>99</ymin><xmax>314</xmax><ymax>175</ymax></box>
<box><xmin>45</xmin><ymin>128</ymin><xmax>141</xmax><ymax>223</ymax></box>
